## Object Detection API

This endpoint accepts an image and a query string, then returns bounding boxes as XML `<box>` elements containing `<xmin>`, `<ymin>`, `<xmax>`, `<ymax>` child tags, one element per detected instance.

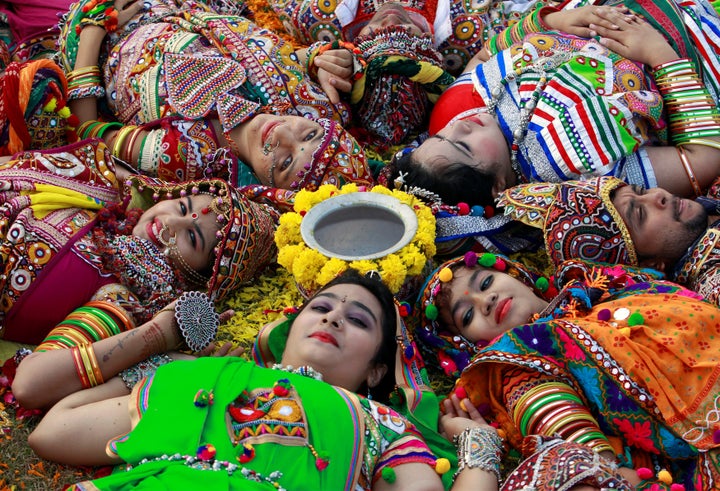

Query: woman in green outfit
<box><xmin>25</xmin><ymin>269</ymin><xmax>505</xmax><ymax>490</ymax></box>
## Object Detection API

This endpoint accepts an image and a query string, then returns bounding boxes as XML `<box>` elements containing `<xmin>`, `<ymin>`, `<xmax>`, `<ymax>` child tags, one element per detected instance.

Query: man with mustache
<box><xmin>497</xmin><ymin>176</ymin><xmax>720</xmax><ymax>306</ymax></box>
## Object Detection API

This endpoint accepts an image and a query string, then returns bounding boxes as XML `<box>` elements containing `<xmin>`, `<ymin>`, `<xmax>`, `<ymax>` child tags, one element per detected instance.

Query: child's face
<box><xmin>439</xmin><ymin>266</ymin><xmax>548</xmax><ymax>343</ymax></box>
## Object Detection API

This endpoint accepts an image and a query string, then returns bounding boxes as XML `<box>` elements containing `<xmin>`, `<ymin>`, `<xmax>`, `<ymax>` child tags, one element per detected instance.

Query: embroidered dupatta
<box><xmin>460</xmin><ymin>271</ymin><xmax>720</xmax><ymax>489</ymax></box>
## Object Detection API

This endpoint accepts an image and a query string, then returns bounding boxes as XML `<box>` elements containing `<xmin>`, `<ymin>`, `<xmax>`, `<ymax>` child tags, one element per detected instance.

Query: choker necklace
<box><xmin>271</xmin><ymin>364</ymin><xmax>323</xmax><ymax>381</ymax></box>
<box><xmin>484</xmin><ymin>51</ymin><xmax>572</xmax><ymax>184</ymax></box>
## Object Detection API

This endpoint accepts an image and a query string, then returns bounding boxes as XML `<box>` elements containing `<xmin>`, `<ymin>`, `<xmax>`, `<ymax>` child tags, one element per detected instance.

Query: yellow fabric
<box><xmin>25</xmin><ymin>183</ymin><xmax>106</xmax><ymax>218</ymax></box>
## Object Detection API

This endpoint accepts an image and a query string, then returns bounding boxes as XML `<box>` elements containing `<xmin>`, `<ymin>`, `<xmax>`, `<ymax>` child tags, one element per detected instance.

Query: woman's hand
<box><xmin>543</xmin><ymin>5</ymin><xmax>632</xmax><ymax>39</ymax></box>
<box><xmin>113</xmin><ymin>0</ymin><xmax>145</xmax><ymax>31</ymax></box>
<box><xmin>196</xmin><ymin>341</ymin><xmax>245</xmax><ymax>358</ymax></box>
<box><xmin>314</xmin><ymin>49</ymin><xmax>354</xmax><ymax>104</ymax></box>
<box><xmin>439</xmin><ymin>393</ymin><xmax>496</xmax><ymax>442</ymax></box>
<box><xmin>590</xmin><ymin>11</ymin><xmax>679</xmax><ymax>67</ymax></box>
<box><xmin>195</xmin><ymin>309</ymin><xmax>244</xmax><ymax>357</ymax></box>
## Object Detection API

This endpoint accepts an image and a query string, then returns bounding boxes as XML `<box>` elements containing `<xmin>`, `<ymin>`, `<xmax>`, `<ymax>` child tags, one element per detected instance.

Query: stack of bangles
<box><xmin>37</xmin><ymin>301</ymin><xmax>133</xmax><ymax>389</ymax></box>
<box><xmin>485</xmin><ymin>7</ymin><xmax>551</xmax><ymax>54</ymax></box>
<box><xmin>67</xmin><ymin>66</ymin><xmax>106</xmax><ymax>101</ymax></box>
<box><xmin>305</xmin><ymin>40</ymin><xmax>367</xmax><ymax>82</ymax></box>
<box><xmin>77</xmin><ymin>119</ymin><xmax>123</xmax><ymax>140</ymax></box>
<box><xmin>653</xmin><ymin>57</ymin><xmax>720</xmax><ymax>196</ymax></box>
<box><xmin>511</xmin><ymin>381</ymin><xmax>615</xmax><ymax>455</ymax></box>
<box><xmin>71</xmin><ymin>343</ymin><xmax>104</xmax><ymax>388</ymax></box>
<box><xmin>37</xmin><ymin>301</ymin><xmax>134</xmax><ymax>391</ymax></box>
<box><xmin>110</xmin><ymin>124</ymin><xmax>142</xmax><ymax>162</ymax></box>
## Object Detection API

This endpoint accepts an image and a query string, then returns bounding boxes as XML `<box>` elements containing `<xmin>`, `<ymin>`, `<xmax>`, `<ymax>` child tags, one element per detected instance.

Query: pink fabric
<box><xmin>3</xmin><ymin>248</ymin><xmax>114</xmax><ymax>345</ymax></box>
<box><xmin>0</xmin><ymin>0</ymin><xmax>72</xmax><ymax>46</ymax></box>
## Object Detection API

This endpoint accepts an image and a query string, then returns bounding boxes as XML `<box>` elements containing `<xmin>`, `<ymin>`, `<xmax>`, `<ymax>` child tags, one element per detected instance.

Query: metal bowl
<box><xmin>300</xmin><ymin>192</ymin><xmax>419</xmax><ymax>261</ymax></box>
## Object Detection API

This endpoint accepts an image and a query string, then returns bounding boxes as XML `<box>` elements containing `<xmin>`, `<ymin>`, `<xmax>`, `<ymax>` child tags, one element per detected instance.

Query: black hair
<box><xmin>391</xmin><ymin>150</ymin><xmax>497</xmax><ymax>207</ymax></box>
<box><xmin>298</xmin><ymin>269</ymin><xmax>398</xmax><ymax>402</ymax></box>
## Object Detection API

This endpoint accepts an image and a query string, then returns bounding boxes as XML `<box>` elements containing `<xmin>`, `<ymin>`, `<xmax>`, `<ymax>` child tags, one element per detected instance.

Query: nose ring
<box><xmin>263</xmin><ymin>140</ymin><xmax>280</xmax><ymax>156</ymax></box>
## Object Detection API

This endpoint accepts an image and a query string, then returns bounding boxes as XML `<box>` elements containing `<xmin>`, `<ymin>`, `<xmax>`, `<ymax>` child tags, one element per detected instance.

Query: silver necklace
<box><xmin>271</xmin><ymin>364</ymin><xmax>324</xmax><ymax>381</ymax></box>
<box><xmin>485</xmin><ymin>51</ymin><xmax>572</xmax><ymax>183</ymax></box>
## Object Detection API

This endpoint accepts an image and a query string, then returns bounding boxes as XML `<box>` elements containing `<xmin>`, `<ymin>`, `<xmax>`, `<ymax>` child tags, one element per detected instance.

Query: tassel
<box><xmin>307</xmin><ymin>442</ymin><xmax>329</xmax><ymax>471</ymax></box>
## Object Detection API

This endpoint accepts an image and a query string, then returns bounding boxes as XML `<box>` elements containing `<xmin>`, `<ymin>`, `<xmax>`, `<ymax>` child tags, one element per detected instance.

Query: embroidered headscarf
<box><xmin>415</xmin><ymin>252</ymin><xmax>552</xmax><ymax>377</ymax></box>
<box><xmin>125</xmin><ymin>175</ymin><xmax>280</xmax><ymax>301</ymax></box>
<box><xmin>290</xmin><ymin>117</ymin><xmax>374</xmax><ymax>191</ymax></box>
<box><xmin>350</xmin><ymin>26</ymin><xmax>454</xmax><ymax>149</ymax></box>
<box><xmin>0</xmin><ymin>59</ymin><xmax>77</xmax><ymax>156</ymax></box>
<box><xmin>497</xmin><ymin>177</ymin><xmax>637</xmax><ymax>268</ymax></box>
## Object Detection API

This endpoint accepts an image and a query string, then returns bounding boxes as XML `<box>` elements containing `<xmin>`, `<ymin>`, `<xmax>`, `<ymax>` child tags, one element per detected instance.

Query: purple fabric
<box><xmin>0</xmin><ymin>0</ymin><xmax>71</xmax><ymax>45</ymax></box>
<box><xmin>3</xmin><ymin>245</ymin><xmax>114</xmax><ymax>344</ymax></box>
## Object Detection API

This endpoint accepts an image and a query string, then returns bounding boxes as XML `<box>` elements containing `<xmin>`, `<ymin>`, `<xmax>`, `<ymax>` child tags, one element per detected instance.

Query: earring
<box><xmin>367</xmin><ymin>386</ymin><xmax>372</xmax><ymax>401</ymax></box>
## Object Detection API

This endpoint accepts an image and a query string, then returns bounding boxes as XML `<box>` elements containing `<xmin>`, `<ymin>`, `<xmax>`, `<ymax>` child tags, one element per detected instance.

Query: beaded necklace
<box><xmin>484</xmin><ymin>51</ymin><xmax>572</xmax><ymax>184</ymax></box>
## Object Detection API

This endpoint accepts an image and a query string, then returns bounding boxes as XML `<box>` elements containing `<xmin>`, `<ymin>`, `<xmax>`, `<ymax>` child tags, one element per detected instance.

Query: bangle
<box><xmin>676</xmin><ymin>146</ymin><xmax>702</xmax><ymax>197</ymax></box>
<box><xmin>122</xmin><ymin>127</ymin><xmax>142</xmax><ymax>163</ymax></box>
<box><xmin>71</xmin><ymin>346</ymin><xmax>91</xmax><ymax>388</ymax></box>
<box><xmin>305</xmin><ymin>41</ymin><xmax>325</xmax><ymax>79</ymax></box>
<box><xmin>453</xmin><ymin>426</ymin><xmax>503</xmax><ymax>482</ymax></box>
<box><xmin>682</xmin><ymin>137</ymin><xmax>720</xmax><ymax>151</ymax></box>
<box><xmin>68</xmin><ymin>85</ymin><xmax>106</xmax><ymax>100</ymax></box>
<box><xmin>85</xmin><ymin>301</ymin><xmax>135</xmax><ymax>331</ymax></box>
<box><xmin>75</xmin><ymin>343</ymin><xmax>104</xmax><ymax>387</ymax></box>
<box><xmin>112</xmin><ymin>125</ymin><xmax>137</xmax><ymax>158</ymax></box>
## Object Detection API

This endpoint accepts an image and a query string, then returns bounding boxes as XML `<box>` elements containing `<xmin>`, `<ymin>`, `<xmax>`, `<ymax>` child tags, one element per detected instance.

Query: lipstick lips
<box><xmin>310</xmin><ymin>331</ymin><xmax>339</xmax><ymax>347</ymax></box>
<box><xmin>262</xmin><ymin>121</ymin><xmax>280</xmax><ymax>146</ymax></box>
<box><xmin>465</xmin><ymin>114</ymin><xmax>484</xmax><ymax>126</ymax></box>
<box><xmin>146</xmin><ymin>218</ymin><xmax>163</xmax><ymax>246</ymax></box>
<box><xmin>495</xmin><ymin>298</ymin><xmax>512</xmax><ymax>324</ymax></box>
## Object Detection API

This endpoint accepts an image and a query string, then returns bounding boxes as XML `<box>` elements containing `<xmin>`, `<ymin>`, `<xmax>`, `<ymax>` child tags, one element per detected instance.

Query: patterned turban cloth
<box><xmin>291</xmin><ymin>117</ymin><xmax>374</xmax><ymax>191</ymax></box>
<box><xmin>350</xmin><ymin>26</ymin><xmax>454</xmax><ymax>150</ymax></box>
<box><xmin>0</xmin><ymin>59</ymin><xmax>77</xmax><ymax>156</ymax></box>
<box><xmin>126</xmin><ymin>176</ymin><xmax>280</xmax><ymax>301</ymax></box>
<box><xmin>497</xmin><ymin>177</ymin><xmax>637</xmax><ymax>268</ymax></box>
<box><xmin>415</xmin><ymin>252</ymin><xmax>552</xmax><ymax>377</ymax></box>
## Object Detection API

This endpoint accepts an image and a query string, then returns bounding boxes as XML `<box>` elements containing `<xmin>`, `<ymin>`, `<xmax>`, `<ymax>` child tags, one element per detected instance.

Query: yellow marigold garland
<box><xmin>275</xmin><ymin>184</ymin><xmax>436</xmax><ymax>294</ymax></box>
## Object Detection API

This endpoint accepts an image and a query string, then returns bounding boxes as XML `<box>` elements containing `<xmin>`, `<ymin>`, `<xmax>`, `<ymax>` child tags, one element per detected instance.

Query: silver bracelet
<box><xmin>454</xmin><ymin>426</ymin><xmax>504</xmax><ymax>482</ymax></box>
<box><xmin>119</xmin><ymin>353</ymin><xmax>173</xmax><ymax>391</ymax></box>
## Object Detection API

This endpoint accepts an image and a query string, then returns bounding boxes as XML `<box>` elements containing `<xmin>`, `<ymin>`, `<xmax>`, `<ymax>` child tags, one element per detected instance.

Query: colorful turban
<box><xmin>497</xmin><ymin>177</ymin><xmax>637</xmax><ymax>268</ymax></box>
<box><xmin>292</xmin><ymin>117</ymin><xmax>374</xmax><ymax>191</ymax></box>
<box><xmin>414</xmin><ymin>251</ymin><xmax>552</xmax><ymax>377</ymax></box>
<box><xmin>350</xmin><ymin>26</ymin><xmax>454</xmax><ymax>149</ymax></box>
<box><xmin>0</xmin><ymin>59</ymin><xmax>77</xmax><ymax>156</ymax></box>
<box><xmin>125</xmin><ymin>176</ymin><xmax>280</xmax><ymax>301</ymax></box>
